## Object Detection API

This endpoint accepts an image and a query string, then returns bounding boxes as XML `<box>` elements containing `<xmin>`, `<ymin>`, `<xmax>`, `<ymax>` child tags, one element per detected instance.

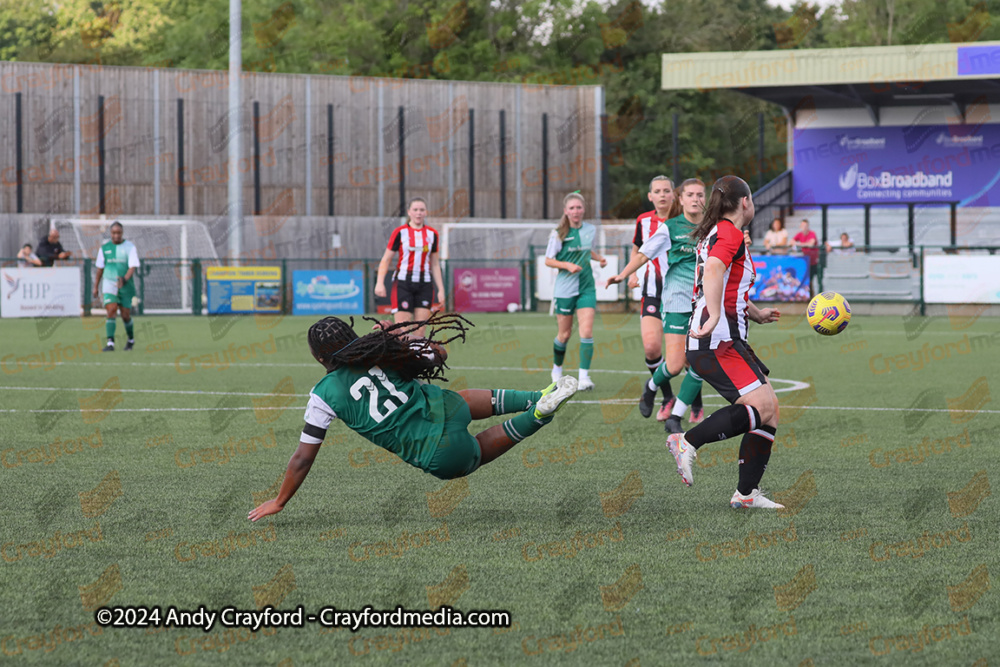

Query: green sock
<box><xmin>105</xmin><ymin>319</ymin><xmax>116</xmax><ymax>341</ymax></box>
<box><xmin>124</xmin><ymin>319</ymin><xmax>134</xmax><ymax>340</ymax></box>
<box><xmin>501</xmin><ymin>409</ymin><xmax>550</xmax><ymax>443</ymax></box>
<box><xmin>651</xmin><ymin>361</ymin><xmax>675</xmax><ymax>388</ymax></box>
<box><xmin>553</xmin><ymin>338</ymin><xmax>567</xmax><ymax>366</ymax></box>
<box><xmin>677</xmin><ymin>370</ymin><xmax>703</xmax><ymax>404</ymax></box>
<box><xmin>492</xmin><ymin>389</ymin><xmax>543</xmax><ymax>415</ymax></box>
<box><xmin>579</xmin><ymin>338</ymin><xmax>594</xmax><ymax>370</ymax></box>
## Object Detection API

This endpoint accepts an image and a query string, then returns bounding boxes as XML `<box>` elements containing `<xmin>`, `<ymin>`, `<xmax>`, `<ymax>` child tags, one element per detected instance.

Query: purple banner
<box><xmin>792</xmin><ymin>124</ymin><xmax>1000</xmax><ymax>207</ymax></box>
<box><xmin>453</xmin><ymin>267</ymin><xmax>521</xmax><ymax>312</ymax></box>
<box><xmin>958</xmin><ymin>45</ymin><xmax>1000</xmax><ymax>76</ymax></box>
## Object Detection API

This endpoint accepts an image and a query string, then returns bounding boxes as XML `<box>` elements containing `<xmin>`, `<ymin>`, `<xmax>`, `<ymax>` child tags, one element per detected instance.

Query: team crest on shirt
<box><xmin>646</xmin><ymin>305</ymin><xmax>656</xmax><ymax>314</ymax></box>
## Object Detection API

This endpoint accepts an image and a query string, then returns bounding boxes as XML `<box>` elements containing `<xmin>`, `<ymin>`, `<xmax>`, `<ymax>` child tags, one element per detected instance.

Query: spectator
<box><xmin>763</xmin><ymin>217</ymin><xmax>789</xmax><ymax>255</ymax></box>
<box><xmin>17</xmin><ymin>243</ymin><xmax>42</xmax><ymax>267</ymax></box>
<box><xmin>826</xmin><ymin>232</ymin><xmax>856</xmax><ymax>254</ymax></box>
<box><xmin>36</xmin><ymin>229</ymin><xmax>72</xmax><ymax>266</ymax></box>
<box><xmin>792</xmin><ymin>219</ymin><xmax>819</xmax><ymax>294</ymax></box>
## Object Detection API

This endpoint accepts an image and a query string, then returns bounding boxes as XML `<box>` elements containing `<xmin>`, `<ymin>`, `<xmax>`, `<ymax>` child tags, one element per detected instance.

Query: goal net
<box><xmin>55</xmin><ymin>219</ymin><xmax>218</xmax><ymax>314</ymax></box>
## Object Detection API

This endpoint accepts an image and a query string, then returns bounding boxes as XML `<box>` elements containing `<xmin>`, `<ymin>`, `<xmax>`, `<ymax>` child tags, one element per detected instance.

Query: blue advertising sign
<box><xmin>748</xmin><ymin>255</ymin><xmax>810</xmax><ymax>302</ymax></box>
<box><xmin>292</xmin><ymin>270</ymin><xmax>364</xmax><ymax>315</ymax></box>
<box><xmin>958</xmin><ymin>45</ymin><xmax>1000</xmax><ymax>76</ymax></box>
<box><xmin>792</xmin><ymin>124</ymin><xmax>1000</xmax><ymax>207</ymax></box>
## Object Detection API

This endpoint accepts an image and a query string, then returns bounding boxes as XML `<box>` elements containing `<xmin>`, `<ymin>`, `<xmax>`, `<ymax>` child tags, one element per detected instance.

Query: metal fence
<box><xmin>3</xmin><ymin>245</ymin><xmax>998</xmax><ymax>316</ymax></box>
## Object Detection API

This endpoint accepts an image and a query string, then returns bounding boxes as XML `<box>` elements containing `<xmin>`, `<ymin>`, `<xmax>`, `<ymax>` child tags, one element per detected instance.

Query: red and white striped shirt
<box><xmin>632</xmin><ymin>210</ymin><xmax>667</xmax><ymax>298</ymax></box>
<box><xmin>388</xmin><ymin>224</ymin><xmax>439</xmax><ymax>283</ymax></box>
<box><xmin>689</xmin><ymin>219</ymin><xmax>756</xmax><ymax>350</ymax></box>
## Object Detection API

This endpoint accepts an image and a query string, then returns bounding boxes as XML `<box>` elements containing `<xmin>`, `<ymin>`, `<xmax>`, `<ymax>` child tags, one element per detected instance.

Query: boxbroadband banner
<box><xmin>792</xmin><ymin>124</ymin><xmax>1000</xmax><ymax>206</ymax></box>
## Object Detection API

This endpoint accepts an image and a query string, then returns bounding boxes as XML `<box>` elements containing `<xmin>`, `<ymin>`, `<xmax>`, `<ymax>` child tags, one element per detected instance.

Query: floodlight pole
<box><xmin>228</xmin><ymin>0</ymin><xmax>243</xmax><ymax>263</ymax></box>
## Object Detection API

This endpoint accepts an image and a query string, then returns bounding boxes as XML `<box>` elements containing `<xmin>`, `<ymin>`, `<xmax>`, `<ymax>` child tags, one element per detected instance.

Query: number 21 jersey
<box><xmin>301</xmin><ymin>365</ymin><xmax>446</xmax><ymax>470</ymax></box>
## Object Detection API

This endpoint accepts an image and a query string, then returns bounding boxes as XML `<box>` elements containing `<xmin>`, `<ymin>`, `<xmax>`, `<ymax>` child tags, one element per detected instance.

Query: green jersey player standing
<box><xmin>92</xmin><ymin>221</ymin><xmax>140</xmax><ymax>352</ymax></box>
<box><xmin>248</xmin><ymin>314</ymin><xmax>578</xmax><ymax>523</ymax></box>
<box><xmin>544</xmin><ymin>192</ymin><xmax>607</xmax><ymax>391</ymax></box>
<box><xmin>607</xmin><ymin>178</ymin><xmax>706</xmax><ymax>432</ymax></box>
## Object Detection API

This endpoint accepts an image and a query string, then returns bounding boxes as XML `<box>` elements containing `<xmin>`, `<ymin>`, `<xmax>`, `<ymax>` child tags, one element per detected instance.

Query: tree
<box><xmin>47</xmin><ymin>0</ymin><xmax>173</xmax><ymax>65</ymax></box>
<box><xmin>0</xmin><ymin>0</ymin><xmax>57</xmax><ymax>62</ymax></box>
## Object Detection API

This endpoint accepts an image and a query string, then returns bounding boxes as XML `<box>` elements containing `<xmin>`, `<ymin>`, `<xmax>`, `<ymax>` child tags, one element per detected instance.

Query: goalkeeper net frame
<box><xmin>54</xmin><ymin>218</ymin><xmax>218</xmax><ymax>314</ymax></box>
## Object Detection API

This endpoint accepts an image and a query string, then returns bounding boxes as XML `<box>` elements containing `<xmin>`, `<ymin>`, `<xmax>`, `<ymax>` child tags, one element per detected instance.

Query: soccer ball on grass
<box><xmin>807</xmin><ymin>291</ymin><xmax>851</xmax><ymax>335</ymax></box>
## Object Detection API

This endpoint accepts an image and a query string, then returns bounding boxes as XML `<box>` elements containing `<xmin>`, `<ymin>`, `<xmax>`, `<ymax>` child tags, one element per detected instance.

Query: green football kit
<box><xmin>546</xmin><ymin>223</ymin><xmax>597</xmax><ymax>315</ymax></box>
<box><xmin>96</xmin><ymin>239</ymin><xmax>140</xmax><ymax>307</ymax></box>
<box><xmin>301</xmin><ymin>364</ymin><xmax>481</xmax><ymax>479</ymax></box>
<box><xmin>659</xmin><ymin>215</ymin><xmax>698</xmax><ymax>334</ymax></box>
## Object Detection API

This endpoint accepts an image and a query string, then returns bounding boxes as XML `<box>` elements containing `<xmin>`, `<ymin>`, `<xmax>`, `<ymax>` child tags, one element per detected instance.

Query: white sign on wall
<box><xmin>535</xmin><ymin>256</ymin><xmax>620</xmax><ymax>303</ymax></box>
<box><xmin>924</xmin><ymin>256</ymin><xmax>1000</xmax><ymax>304</ymax></box>
<box><xmin>1</xmin><ymin>267</ymin><xmax>82</xmax><ymax>318</ymax></box>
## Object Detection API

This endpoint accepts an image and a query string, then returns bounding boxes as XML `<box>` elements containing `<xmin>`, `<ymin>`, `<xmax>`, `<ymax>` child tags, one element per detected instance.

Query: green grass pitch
<box><xmin>0</xmin><ymin>310</ymin><xmax>997</xmax><ymax>666</ymax></box>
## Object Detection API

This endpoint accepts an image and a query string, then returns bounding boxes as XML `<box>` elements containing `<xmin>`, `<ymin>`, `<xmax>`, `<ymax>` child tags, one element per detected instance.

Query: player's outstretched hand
<box><xmin>605</xmin><ymin>274</ymin><xmax>623</xmax><ymax>288</ymax></box>
<box><xmin>755</xmin><ymin>308</ymin><xmax>781</xmax><ymax>324</ymax></box>
<box><xmin>374</xmin><ymin>283</ymin><xmax>387</xmax><ymax>298</ymax></box>
<box><xmin>248</xmin><ymin>499</ymin><xmax>284</xmax><ymax>522</ymax></box>
<box><xmin>627</xmin><ymin>274</ymin><xmax>639</xmax><ymax>290</ymax></box>
<box><xmin>372</xmin><ymin>319</ymin><xmax>393</xmax><ymax>331</ymax></box>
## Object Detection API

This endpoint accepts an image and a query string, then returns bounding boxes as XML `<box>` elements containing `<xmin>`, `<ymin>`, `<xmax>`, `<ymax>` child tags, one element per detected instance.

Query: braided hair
<box><xmin>307</xmin><ymin>312</ymin><xmax>473</xmax><ymax>382</ymax></box>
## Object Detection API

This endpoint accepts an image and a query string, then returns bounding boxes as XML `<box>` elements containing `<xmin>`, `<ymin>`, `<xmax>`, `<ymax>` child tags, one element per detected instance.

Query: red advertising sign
<box><xmin>453</xmin><ymin>268</ymin><xmax>521</xmax><ymax>312</ymax></box>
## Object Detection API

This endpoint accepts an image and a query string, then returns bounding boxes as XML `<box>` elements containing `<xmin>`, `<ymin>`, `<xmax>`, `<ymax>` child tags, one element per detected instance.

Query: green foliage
<box><xmin>0</xmin><ymin>0</ymin><xmax>57</xmax><ymax>61</ymax></box>
<box><xmin>5</xmin><ymin>0</ymin><xmax>998</xmax><ymax>217</ymax></box>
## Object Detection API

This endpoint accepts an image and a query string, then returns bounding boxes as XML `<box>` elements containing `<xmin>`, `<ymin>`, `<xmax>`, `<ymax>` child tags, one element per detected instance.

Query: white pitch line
<box><xmin>0</xmin><ymin>378</ymin><xmax>812</xmax><ymax>396</ymax></box>
<box><xmin>2</xmin><ymin>403</ymin><xmax>997</xmax><ymax>415</ymax></box>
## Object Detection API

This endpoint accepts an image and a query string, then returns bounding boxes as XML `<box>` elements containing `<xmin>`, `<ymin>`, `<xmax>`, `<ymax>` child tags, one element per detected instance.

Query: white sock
<box><xmin>671</xmin><ymin>399</ymin><xmax>689</xmax><ymax>419</ymax></box>
<box><xmin>647</xmin><ymin>378</ymin><xmax>657</xmax><ymax>392</ymax></box>
<box><xmin>579</xmin><ymin>369</ymin><xmax>590</xmax><ymax>381</ymax></box>
<box><xmin>552</xmin><ymin>365</ymin><xmax>562</xmax><ymax>378</ymax></box>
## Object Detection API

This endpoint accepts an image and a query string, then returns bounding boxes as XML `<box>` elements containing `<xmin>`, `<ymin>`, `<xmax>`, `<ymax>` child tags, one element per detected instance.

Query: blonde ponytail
<box><xmin>556</xmin><ymin>192</ymin><xmax>586</xmax><ymax>241</ymax></box>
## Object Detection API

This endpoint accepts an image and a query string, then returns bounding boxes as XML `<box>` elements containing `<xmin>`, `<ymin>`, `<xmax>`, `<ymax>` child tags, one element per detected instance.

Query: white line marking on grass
<box><xmin>4</xmin><ymin>403</ymin><xmax>998</xmax><ymax>415</ymax></box>
<box><xmin>0</xmin><ymin>378</ymin><xmax>811</xmax><ymax>396</ymax></box>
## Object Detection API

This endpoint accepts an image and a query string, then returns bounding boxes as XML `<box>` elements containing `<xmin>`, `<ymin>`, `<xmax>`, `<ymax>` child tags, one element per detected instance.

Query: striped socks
<box><xmin>492</xmin><ymin>389</ymin><xmax>543</xmax><ymax>416</ymax></box>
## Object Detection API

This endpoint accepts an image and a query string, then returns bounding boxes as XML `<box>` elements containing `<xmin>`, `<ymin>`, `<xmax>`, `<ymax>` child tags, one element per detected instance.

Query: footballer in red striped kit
<box><xmin>375</xmin><ymin>198</ymin><xmax>447</xmax><ymax>338</ymax></box>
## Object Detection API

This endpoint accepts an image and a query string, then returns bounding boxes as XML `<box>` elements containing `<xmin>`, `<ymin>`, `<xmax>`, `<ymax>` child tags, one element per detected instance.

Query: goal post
<box><xmin>55</xmin><ymin>218</ymin><xmax>218</xmax><ymax>315</ymax></box>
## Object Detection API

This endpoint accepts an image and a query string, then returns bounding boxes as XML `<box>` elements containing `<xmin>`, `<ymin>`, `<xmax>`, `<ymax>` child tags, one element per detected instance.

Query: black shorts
<box><xmin>686</xmin><ymin>339</ymin><xmax>770</xmax><ymax>405</ymax></box>
<box><xmin>640</xmin><ymin>296</ymin><xmax>662</xmax><ymax>320</ymax></box>
<box><xmin>392</xmin><ymin>280</ymin><xmax>434</xmax><ymax>313</ymax></box>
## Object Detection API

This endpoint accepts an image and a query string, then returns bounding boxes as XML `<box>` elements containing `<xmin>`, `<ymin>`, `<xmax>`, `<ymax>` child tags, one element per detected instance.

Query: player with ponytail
<box><xmin>544</xmin><ymin>192</ymin><xmax>607</xmax><ymax>391</ymax></box>
<box><xmin>664</xmin><ymin>175</ymin><xmax>785</xmax><ymax>509</ymax></box>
